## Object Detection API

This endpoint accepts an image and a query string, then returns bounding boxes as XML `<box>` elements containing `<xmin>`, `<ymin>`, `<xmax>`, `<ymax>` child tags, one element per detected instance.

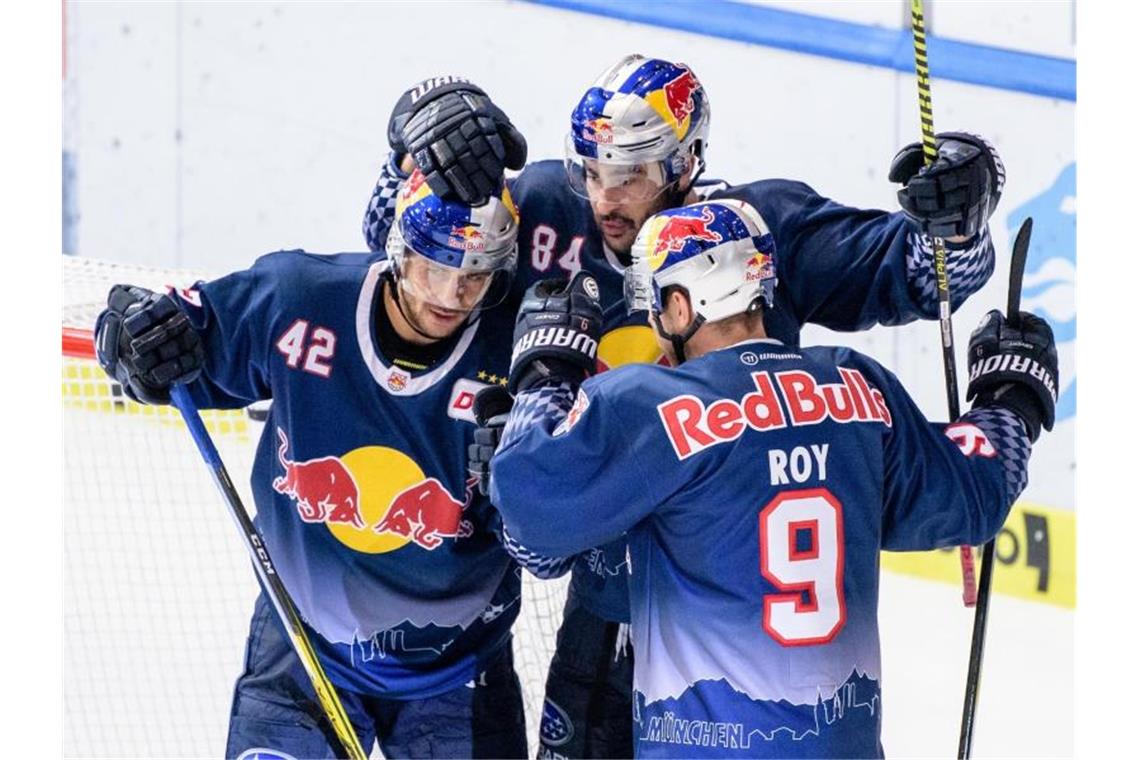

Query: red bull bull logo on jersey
<box><xmin>271</xmin><ymin>432</ymin><xmax>474</xmax><ymax>553</ymax></box>
<box><xmin>387</xmin><ymin>369</ymin><xmax>410</xmax><ymax>392</ymax></box>
<box><xmin>373</xmin><ymin>477</ymin><xmax>474</xmax><ymax>550</ymax></box>
<box><xmin>272</xmin><ymin>428</ymin><xmax>365</xmax><ymax>528</ymax></box>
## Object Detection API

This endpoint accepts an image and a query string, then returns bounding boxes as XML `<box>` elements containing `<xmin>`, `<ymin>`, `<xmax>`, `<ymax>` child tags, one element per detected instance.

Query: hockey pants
<box><xmin>225</xmin><ymin>593</ymin><xmax>528</xmax><ymax>759</ymax></box>
<box><xmin>538</xmin><ymin>594</ymin><xmax>634</xmax><ymax>759</ymax></box>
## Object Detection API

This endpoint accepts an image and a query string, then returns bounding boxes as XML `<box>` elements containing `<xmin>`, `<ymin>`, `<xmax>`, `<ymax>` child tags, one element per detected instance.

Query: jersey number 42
<box><xmin>758</xmin><ymin>488</ymin><xmax>846</xmax><ymax>646</ymax></box>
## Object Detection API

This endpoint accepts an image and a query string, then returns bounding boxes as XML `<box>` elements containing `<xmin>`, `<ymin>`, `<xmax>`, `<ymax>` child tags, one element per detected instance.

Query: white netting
<box><xmin>63</xmin><ymin>256</ymin><xmax>567</xmax><ymax>758</ymax></box>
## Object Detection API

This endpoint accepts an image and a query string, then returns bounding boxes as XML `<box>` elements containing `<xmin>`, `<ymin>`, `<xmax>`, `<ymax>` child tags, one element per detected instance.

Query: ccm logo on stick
<box><xmin>657</xmin><ymin>368</ymin><xmax>892</xmax><ymax>460</ymax></box>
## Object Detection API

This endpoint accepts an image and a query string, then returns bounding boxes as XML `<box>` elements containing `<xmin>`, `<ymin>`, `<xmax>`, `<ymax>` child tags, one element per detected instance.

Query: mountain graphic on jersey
<box><xmin>349</xmin><ymin>620</ymin><xmax>464</xmax><ymax>664</ymax></box>
<box><xmin>635</xmin><ymin>670</ymin><xmax>880</xmax><ymax>759</ymax></box>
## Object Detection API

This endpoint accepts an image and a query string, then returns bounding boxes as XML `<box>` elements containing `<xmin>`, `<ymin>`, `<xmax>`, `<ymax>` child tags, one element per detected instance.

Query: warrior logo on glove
<box><xmin>966</xmin><ymin>308</ymin><xmax>1058</xmax><ymax>441</ymax></box>
<box><xmin>968</xmin><ymin>312</ymin><xmax>1058</xmax><ymax>402</ymax></box>
<box><xmin>508</xmin><ymin>272</ymin><xmax>604</xmax><ymax>395</ymax></box>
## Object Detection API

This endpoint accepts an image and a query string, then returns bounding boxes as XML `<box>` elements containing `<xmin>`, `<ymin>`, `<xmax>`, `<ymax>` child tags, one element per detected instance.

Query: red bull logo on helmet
<box><xmin>646</xmin><ymin>206</ymin><xmax>723</xmax><ymax>272</ymax></box>
<box><xmin>396</xmin><ymin>167</ymin><xmax>433</xmax><ymax>217</ymax></box>
<box><xmin>448</xmin><ymin>224</ymin><xmax>486</xmax><ymax>251</ymax></box>
<box><xmin>746</xmin><ymin>251</ymin><xmax>774</xmax><ymax>283</ymax></box>
<box><xmin>662</xmin><ymin>67</ymin><xmax>700</xmax><ymax>127</ymax></box>
<box><xmin>583</xmin><ymin>117</ymin><xmax>614</xmax><ymax>144</ymax></box>
<box><xmin>401</xmin><ymin>167</ymin><xmax>428</xmax><ymax>199</ymax></box>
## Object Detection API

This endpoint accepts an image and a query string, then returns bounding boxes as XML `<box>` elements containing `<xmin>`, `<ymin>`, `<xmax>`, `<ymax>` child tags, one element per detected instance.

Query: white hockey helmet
<box><xmin>625</xmin><ymin>199</ymin><xmax>776</xmax><ymax>360</ymax></box>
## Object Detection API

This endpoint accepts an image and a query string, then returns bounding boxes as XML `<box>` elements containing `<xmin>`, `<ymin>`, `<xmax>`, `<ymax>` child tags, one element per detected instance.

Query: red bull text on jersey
<box><xmin>491</xmin><ymin>340</ymin><xmax>1031</xmax><ymax>758</ymax></box>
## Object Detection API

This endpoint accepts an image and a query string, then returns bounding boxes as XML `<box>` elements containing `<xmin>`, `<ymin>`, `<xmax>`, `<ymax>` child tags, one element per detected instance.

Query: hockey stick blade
<box><xmin>1007</xmin><ymin>217</ymin><xmax>1033</xmax><ymax>327</ymax></box>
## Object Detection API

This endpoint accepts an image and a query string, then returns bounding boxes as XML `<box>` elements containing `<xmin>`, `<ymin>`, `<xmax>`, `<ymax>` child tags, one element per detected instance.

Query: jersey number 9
<box><xmin>758</xmin><ymin>488</ymin><xmax>847</xmax><ymax>646</ymax></box>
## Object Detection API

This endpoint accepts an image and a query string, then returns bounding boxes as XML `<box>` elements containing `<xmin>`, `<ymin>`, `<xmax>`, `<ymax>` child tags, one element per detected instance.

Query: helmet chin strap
<box><xmin>683</xmin><ymin>152</ymin><xmax>707</xmax><ymax>196</ymax></box>
<box><xmin>651</xmin><ymin>310</ymin><xmax>704</xmax><ymax>365</ymax></box>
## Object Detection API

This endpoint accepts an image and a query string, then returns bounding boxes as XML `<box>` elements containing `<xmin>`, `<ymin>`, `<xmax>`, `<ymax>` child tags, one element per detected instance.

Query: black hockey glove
<box><xmin>889</xmin><ymin>132</ymin><xmax>1005</xmax><ymax>239</ymax></box>
<box><xmin>966</xmin><ymin>309</ymin><xmax>1058</xmax><ymax>442</ymax></box>
<box><xmin>388</xmin><ymin>76</ymin><xmax>527</xmax><ymax>205</ymax></box>
<box><xmin>94</xmin><ymin>284</ymin><xmax>205</xmax><ymax>405</ymax></box>
<box><xmin>508</xmin><ymin>271</ymin><xmax>603</xmax><ymax>396</ymax></box>
<box><xmin>468</xmin><ymin>385</ymin><xmax>513</xmax><ymax>496</ymax></box>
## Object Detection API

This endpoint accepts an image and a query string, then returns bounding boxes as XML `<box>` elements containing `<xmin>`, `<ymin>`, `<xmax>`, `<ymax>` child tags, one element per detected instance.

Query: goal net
<box><xmin>63</xmin><ymin>256</ymin><xmax>569</xmax><ymax>758</ymax></box>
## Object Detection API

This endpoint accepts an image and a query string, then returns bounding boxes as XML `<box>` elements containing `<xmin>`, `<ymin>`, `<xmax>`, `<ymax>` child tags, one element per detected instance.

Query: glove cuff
<box><xmin>510</xmin><ymin>358</ymin><xmax>588</xmax><ymax>396</ymax></box>
<box><xmin>972</xmin><ymin>385</ymin><xmax>1043</xmax><ymax>442</ymax></box>
<box><xmin>388</xmin><ymin>76</ymin><xmax>484</xmax><ymax>150</ymax></box>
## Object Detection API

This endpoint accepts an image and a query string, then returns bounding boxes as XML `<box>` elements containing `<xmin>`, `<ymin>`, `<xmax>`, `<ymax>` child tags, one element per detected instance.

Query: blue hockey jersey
<box><xmin>364</xmin><ymin>157</ymin><xmax>997</xmax><ymax>622</ymax></box>
<box><xmin>174</xmin><ymin>249</ymin><xmax>521</xmax><ymax>699</ymax></box>
<box><xmin>490</xmin><ymin>339</ymin><xmax>1031</xmax><ymax>758</ymax></box>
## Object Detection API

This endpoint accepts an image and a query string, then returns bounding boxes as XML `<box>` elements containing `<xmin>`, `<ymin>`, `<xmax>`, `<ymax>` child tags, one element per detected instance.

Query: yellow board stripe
<box><xmin>880</xmin><ymin>501</ymin><xmax>1076</xmax><ymax>609</ymax></box>
<box><xmin>63</xmin><ymin>357</ymin><xmax>252</xmax><ymax>439</ymax></box>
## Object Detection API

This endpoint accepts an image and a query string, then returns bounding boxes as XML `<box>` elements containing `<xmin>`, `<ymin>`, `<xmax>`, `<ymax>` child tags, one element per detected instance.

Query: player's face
<box><xmin>585</xmin><ymin>161</ymin><xmax>675</xmax><ymax>255</ymax></box>
<box><xmin>397</xmin><ymin>251</ymin><xmax>494</xmax><ymax>339</ymax></box>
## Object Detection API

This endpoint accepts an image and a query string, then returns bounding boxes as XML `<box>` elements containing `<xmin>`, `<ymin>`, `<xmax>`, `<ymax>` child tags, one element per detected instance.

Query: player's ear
<box><xmin>664</xmin><ymin>287</ymin><xmax>694</xmax><ymax>330</ymax></box>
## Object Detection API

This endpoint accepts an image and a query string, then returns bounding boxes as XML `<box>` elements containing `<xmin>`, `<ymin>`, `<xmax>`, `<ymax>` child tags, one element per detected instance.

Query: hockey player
<box><xmin>489</xmin><ymin>200</ymin><xmax>1057</xmax><ymax>759</ymax></box>
<box><xmin>366</xmin><ymin>56</ymin><xmax>1005</xmax><ymax>759</ymax></box>
<box><xmin>94</xmin><ymin>171</ymin><xmax>532</xmax><ymax>759</ymax></box>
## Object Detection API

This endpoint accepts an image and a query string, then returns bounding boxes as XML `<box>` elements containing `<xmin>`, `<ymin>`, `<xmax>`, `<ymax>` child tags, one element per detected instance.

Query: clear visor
<box><xmin>565</xmin><ymin>137</ymin><xmax>672</xmax><ymax>204</ymax></box>
<box><xmin>394</xmin><ymin>247</ymin><xmax>513</xmax><ymax>313</ymax></box>
<box><xmin>623</xmin><ymin>257</ymin><xmax>660</xmax><ymax>315</ymax></box>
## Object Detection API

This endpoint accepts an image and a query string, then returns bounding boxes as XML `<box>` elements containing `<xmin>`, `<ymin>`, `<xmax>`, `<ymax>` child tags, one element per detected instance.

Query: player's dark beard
<box><xmin>600</xmin><ymin>210</ymin><xmax>636</xmax><ymax>228</ymax></box>
<box><xmin>597</xmin><ymin>210</ymin><xmax>639</xmax><ymax>266</ymax></box>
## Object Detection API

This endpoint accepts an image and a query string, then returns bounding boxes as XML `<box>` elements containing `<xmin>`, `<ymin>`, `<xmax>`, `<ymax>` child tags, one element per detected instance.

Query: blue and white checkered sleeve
<box><xmin>501</xmin><ymin>527</ymin><xmax>577</xmax><ymax>579</ymax></box>
<box><xmin>362</xmin><ymin>151</ymin><xmax>408</xmax><ymax>252</ymax></box>
<box><xmin>500</xmin><ymin>380</ymin><xmax>577</xmax><ymax>449</ymax></box>
<box><xmin>957</xmin><ymin>406</ymin><xmax>1032</xmax><ymax>506</ymax></box>
<box><xmin>906</xmin><ymin>225</ymin><xmax>996</xmax><ymax>316</ymax></box>
<box><xmin>493</xmin><ymin>380</ymin><xmax>581</xmax><ymax>576</ymax></box>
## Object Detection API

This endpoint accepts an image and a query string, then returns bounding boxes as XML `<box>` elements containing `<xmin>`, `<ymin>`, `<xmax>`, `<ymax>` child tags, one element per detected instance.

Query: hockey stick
<box><xmin>908</xmin><ymin>0</ymin><xmax>978</xmax><ymax>607</ymax></box>
<box><xmin>169</xmin><ymin>385</ymin><xmax>369</xmax><ymax>760</ymax></box>
<box><xmin>957</xmin><ymin>216</ymin><xmax>1033</xmax><ymax>759</ymax></box>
